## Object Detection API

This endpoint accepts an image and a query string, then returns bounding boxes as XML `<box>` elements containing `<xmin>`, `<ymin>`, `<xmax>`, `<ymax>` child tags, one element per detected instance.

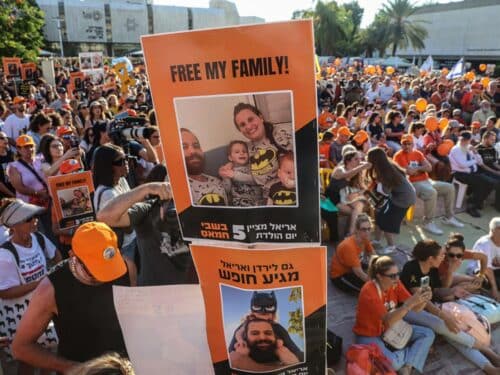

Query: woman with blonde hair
<box><xmin>68</xmin><ymin>353</ymin><xmax>134</xmax><ymax>375</ymax></box>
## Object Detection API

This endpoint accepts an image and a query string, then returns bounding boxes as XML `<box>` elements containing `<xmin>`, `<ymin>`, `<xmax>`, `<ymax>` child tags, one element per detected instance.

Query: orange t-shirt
<box><xmin>438</xmin><ymin>250</ymin><xmax>474</xmax><ymax>279</ymax></box>
<box><xmin>319</xmin><ymin>142</ymin><xmax>331</xmax><ymax>162</ymax></box>
<box><xmin>393</xmin><ymin>149</ymin><xmax>429</xmax><ymax>183</ymax></box>
<box><xmin>353</xmin><ymin>280</ymin><xmax>411</xmax><ymax>337</ymax></box>
<box><xmin>330</xmin><ymin>235</ymin><xmax>374</xmax><ymax>278</ymax></box>
<box><xmin>318</xmin><ymin>111</ymin><xmax>335</xmax><ymax>130</ymax></box>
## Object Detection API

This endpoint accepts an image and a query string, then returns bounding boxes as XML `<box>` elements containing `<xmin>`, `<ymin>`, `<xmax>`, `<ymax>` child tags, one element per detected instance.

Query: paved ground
<box><xmin>327</xmin><ymin>199</ymin><xmax>499</xmax><ymax>374</ymax></box>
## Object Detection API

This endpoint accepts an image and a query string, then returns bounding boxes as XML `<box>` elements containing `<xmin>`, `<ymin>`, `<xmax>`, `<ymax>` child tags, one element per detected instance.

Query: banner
<box><xmin>48</xmin><ymin>171</ymin><xmax>95</xmax><ymax>230</ymax></box>
<box><xmin>191</xmin><ymin>244</ymin><xmax>327</xmax><ymax>375</ymax></box>
<box><xmin>2</xmin><ymin>57</ymin><xmax>22</xmax><ymax>79</ymax></box>
<box><xmin>114</xmin><ymin>285</ymin><xmax>214</xmax><ymax>375</ymax></box>
<box><xmin>142</xmin><ymin>20</ymin><xmax>319</xmax><ymax>244</ymax></box>
<box><xmin>79</xmin><ymin>52</ymin><xmax>104</xmax><ymax>84</ymax></box>
<box><xmin>20</xmin><ymin>63</ymin><xmax>38</xmax><ymax>82</ymax></box>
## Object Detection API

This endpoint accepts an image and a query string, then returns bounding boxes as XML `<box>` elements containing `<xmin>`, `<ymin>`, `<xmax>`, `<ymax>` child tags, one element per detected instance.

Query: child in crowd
<box><xmin>268</xmin><ymin>152</ymin><xmax>296</xmax><ymax>206</ymax></box>
<box><xmin>220</xmin><ymin>140</ymin><xmax>262</xmax><ymax>207</ymax></box>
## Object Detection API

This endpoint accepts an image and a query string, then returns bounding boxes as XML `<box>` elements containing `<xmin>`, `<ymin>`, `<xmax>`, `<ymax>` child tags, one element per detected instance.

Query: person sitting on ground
<box><xmin>400</xmin><ymin>239</ymin><xmax>500</xmax><ymax>374</ymax></box>
<box><xmin>353</xmin><ymin>255</ymin><xmax>434</xmax><ymax>375</ymax></box>
<box><xmin>330</xmin><ymin>214</ymin><xmax>374</xmax><ymax>293</ymax></box>
<box><xmin>393</xmin><ymin>134</ymin><xmax>463</xmax><ymax>236</ymax></box>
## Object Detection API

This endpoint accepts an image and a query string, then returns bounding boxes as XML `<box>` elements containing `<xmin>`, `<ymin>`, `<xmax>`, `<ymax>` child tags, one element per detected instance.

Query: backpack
<box><xmin>458</xmin><ymin>295</ymin><xmax>500</xmax><ymax>325</ymax></box>
<box><xmin>441</xmin><ymin>301</ymin><xmax>491</xmax><ymax>346</ymax></box>
<box><xmin>346</xmin><ymin>344</ymin><xmax>396</xmax><ymax>375</ymax></box>
<box><xmin>1</xmin><ymin>232</ymin><xmax>47</xmax><ymax>266</ymax></box>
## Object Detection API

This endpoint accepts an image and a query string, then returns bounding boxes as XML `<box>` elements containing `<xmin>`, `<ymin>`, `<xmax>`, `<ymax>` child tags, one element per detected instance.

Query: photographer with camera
<box><xmin>97</xmin><ymin>180</ymin><xmax>197</xmax><ymax>286</ymax></box>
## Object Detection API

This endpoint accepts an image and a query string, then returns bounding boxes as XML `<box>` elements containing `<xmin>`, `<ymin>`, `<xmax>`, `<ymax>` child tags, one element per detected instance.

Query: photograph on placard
<box><xmin>175</xmin><ymin>91</ymin><xmax>297</xmax><ymax>208</ymax></box>
<box><xmin>220</xmin><ymin>284</ymin><xmax>305</xmax><ymax>373</ymax></box>
<box><xmin>57</xmin><ymin>186</ymin><xmax>92</xmax><ymax>218</ymax></box>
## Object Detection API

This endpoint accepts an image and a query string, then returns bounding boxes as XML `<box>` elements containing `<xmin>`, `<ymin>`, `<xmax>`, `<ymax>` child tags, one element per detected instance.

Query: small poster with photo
<box><xmin>142</xmin><ymin>20</ymin><xmax>319</xmax><ymax>244</ymax></box>
<box><xmin>2</xmin><ymin>57</ymin><xmax>21</xmax><ymax>79</ymax></box>
<box><xmin>48</xmin><ymin>171</ymin><xmax>95</xmax><ymax>230</ymax></box>
<box><xmin>190</xmin><ymin>244</ymin><xmax>327</xmax><ymax>375</ymax></box>
<box><xmin>20</xmin><ymin>63</ymin><xmax>38</xmax><ymax>82</ymax></box>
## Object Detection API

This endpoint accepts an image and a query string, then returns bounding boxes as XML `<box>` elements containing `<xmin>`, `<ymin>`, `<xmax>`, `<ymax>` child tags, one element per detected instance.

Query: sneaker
<box><xmin>442</xmin><ymin>216</ymin><xmax>464</xmax><ymax>228</ymax></box>
<box><xmin>423</xmin><ymin>222</ymin><xmax>444</xmax><ymax>235</ymax></box>
<box><xmin>466</xmin><ymin>206</ymin><xmax>481</xmax><ymax>218</ymax></box>
<box><xmin>378</xmin><ymin>245</ymin><xmax>397</xmax><ymax>255</ymax></box>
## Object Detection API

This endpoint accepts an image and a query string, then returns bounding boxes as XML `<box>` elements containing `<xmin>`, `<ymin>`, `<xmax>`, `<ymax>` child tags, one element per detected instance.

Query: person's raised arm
<box><xmin>12</xmin><ymin>278</ymin><xmax>78</xmax><ymax>373</ymax></box>
<box><xmin>96</xmin><ymin>182</ymin><xmax>171</xmax><ymax>228</ymax></box>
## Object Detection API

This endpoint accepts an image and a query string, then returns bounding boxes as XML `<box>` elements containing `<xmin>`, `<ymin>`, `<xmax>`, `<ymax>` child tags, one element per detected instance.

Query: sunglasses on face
<box><xmin>383</xmin><ymin>272</ymin><xmax>400</xmax><ymax>280</ymax></box>
<box><xmin>0</xmin><ymin>136</ymin><xmax>6</xmax><ymax>140</ymax></box>
<box><xmin>447</xmin><ymin>253</ymin><xmax>463</xmax><ymax>259</ymax></box>
<box><xmin>112</xmin><ymin>157</ymin><xmax>127</xmax><ymax>166</ymax></box>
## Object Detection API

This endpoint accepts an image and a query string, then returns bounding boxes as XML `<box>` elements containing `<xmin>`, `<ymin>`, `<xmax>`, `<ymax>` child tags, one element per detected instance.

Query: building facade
<box><xmin>37</xmin><ymin>0</ymin><xmax>265</xmax><ymax>56</ymax></box>
<box><xmin>398</xmin><ymin>0</ymin><xmax>500</xmax><ymax>63</ymax></box>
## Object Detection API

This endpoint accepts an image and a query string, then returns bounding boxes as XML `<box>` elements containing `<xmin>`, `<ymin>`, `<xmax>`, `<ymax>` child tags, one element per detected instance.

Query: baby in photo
<box><xmin>219</xmin><ymin>140</ymin><xmax>262</xmax><ymax>207</ymax></box>
<box><xmin>267</xmin><ymin>152</ymin><xmax>296</xmax><ymax>206</ymax></box>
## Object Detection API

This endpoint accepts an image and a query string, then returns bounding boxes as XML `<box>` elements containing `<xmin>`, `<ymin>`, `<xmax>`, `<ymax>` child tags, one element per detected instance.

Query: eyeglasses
<box><xmin>382</xmin><ymin>272</ymin><xmax>400</xmax><ymax>280</ymax></box>
<box><xmin>447</xmin><ymin>253</ymin><xmax>463</xmax><ymax>259</ymax></box>
<box><xmin>359</xmin><ymin>226</ymin><xmax>372</xmax><ymax>232</ymax></box>
<box><xmin>112</xmin><ymin>158</ymin><xmax>127</xmax><ymax>166</ymax></box>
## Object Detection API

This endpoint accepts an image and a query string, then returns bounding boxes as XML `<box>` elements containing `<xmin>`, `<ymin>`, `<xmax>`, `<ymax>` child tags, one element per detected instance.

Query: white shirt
<box><xmin>4</xmin><ymin>113</ymin><xmax>30</xmax><ymax>140</ymax></box>
<box><xmin>365</xmin><ymin>87</ymin><xmax>380</xmax><ymax>104</ymax></box>
<box><xmin>449</xmin><ymin>145</ymin><xmax>480</xmax><ymax>173</ymax></box>
<box><xmin>472</xmin><ymin>234</ymin><xmax>500</xmax><ymax>270</ymax></box>
<box><xmin>379</xmin><ymin>84</ymin><xmax>395</xmax><ymax>103</ymax></box>
<box><xmin>0</xmin><ymin>233</ymin><xmax>56</xmax><ymax>290</ymax></box>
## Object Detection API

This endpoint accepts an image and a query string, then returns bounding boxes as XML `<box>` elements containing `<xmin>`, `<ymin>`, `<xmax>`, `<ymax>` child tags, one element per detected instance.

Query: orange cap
<box><xmin>56</xmin><ymin>126</ymin><xmax>73</xmax><ymax>138</ymax></box>
<box><xmin>72</xmin><ymin>222</ymin><xmax>126</xmax><ymax>282</ymax></box>
<box><xmin>471</xmin><ymin>121</ymin><xmax>481</xmax><ymax>129</ymax></box>
<box><xmin>337</xmin><ymin>126</ymin><xmax>353</xmax><ymax>137</ymax></box>
<box><xmin>353</xmin><ymin>130</ymin><xmax>368</xmax><ymax>145</ymax></box>
<box><xmin>401</xmin><ymin>134</ymin><xmax>414</xmax><ymax>144</ymax></box>
<box><xmin>59</xmin><ymin>159</ymin><xmax>82</xmax><ymax>174</ymax></box>
<box><xmin>336</xmin><ymin>116</ymin><xmax>347</xmax><ymax>127</ymax></box>
<box><xmin>437</xmin><ymin>139</ymin><xmax>454</xmax><ymax>157</ymax></box>
<box><xmin>16</xmin><ymin>135</ymin><xmax>35</xmax><ymax>147</ymax></box>
<box><xmin>13</xmin><ymin>96</ymin><xmax>25</xmax><ymax>105</ymax></box>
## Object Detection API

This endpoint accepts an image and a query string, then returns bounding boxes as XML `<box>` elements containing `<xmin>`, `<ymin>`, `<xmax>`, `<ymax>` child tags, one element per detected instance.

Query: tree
<box><xmin>343</xmin><ymin>1</ymin><xmax>364</xmax><ymax>40</ymax></box>
<box><xmin>287</xmin><ymin>287</ymin><xmax>304</xmax><ymax>338</ymax></box>
<box><xmin>0</xmin><ymin>0</ymin><xmax>45</xmax><ymax>61</ymax></box>
<box><xmin>380</xmin><ymin>0</ymin><xmax>428</xmax><ymax>56</ymax></box>
<box><xmin>358</xmin><ymin>14</ymin><xmax>390</xmax><ymax>57</ymax></box>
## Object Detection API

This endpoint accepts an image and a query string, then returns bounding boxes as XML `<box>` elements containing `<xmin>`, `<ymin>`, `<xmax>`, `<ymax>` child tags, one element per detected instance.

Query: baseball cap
<box><xmin>471</xmin><ymin>121</ymin><xmax>481</xmax><ymax>129</ymax></box>
<box><xmin>353</xmin><ymin>130</ymin><xmax>368</xmax><ymax>146</ymax></box>
<box><xmin>13</xmin><ymin>96</ymin><xmax>25</xmax><ymax>105</ymax></box>
<box><xmin>72</xmin><ymin>222</ymin><xmax>127</xmax><ymax>282</ymax></box>
<box><xmin>56</xmin><ymin>126</ymin><xmax>73</xmax><ymax>137</ymax></box>
<box><xmin>401</xmin><ymin>134</ymin><xmax>413</xmax><ymax>144</ymax></box>
<box><xmin>0</xmin><ymin>199</ymin><xmax>45</xmax><ymax>227</ymax></box>
<box><xmin>448</xmin><ymin>120</ymin><xmax>460</xmax><ymax>129</ymax></box>
<box><xmin>59</xmin><ymin>159</ymin><xmax>82</xmax><ymax>174</ymax></box>
<box><xmin>336</xmin><ymin>116</ymin><xmax>347</xmax><ymax>127</ymax></box>
<box><xmin>57</xmin><ymin>87</ymin><xmax>67</xmax><ymax>94</ymax></box>
<box><xmin>337</xmin><ymin>126</ymin><xmax>353</xmax><ymax>137</ymax></box>
<box><xmin>125</xmin><ymin>96</ymin><xmax>136</xmax><ymax>103</ymax></box>
<box><xmin>452</xmin><ymin>109</ymin><xmax>461</xmax><ymax>116</ymax></box>
<box><xmin>471</xmin><ymin>83</ymin><xmax>483</xmax><ymax>90</ymax></box>
<box><xmin>16</xmin><ymin>135</ymin><xmax>35</xmax><ymax>147</ymax></box>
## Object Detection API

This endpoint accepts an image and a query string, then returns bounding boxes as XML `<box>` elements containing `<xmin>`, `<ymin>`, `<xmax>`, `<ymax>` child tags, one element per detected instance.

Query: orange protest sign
<box><xmin>48</xmin><ymin>171</ymin><xmax>95</xmax><ymax>230</ymax></box>
<box><xmin>190</xmin><ymin>244</ymin><xmax>327</xmax><ymax>374</ymax></box>
<box><xmin>20</xmin><ymin>63</ymin><xmax>37</xmax><ymax>81</ymax></box>
<box><xmin>141</xmin><ymin>20</ymin><xmax>319</xmax><ymax>244</ymax></box>
<box><xmin>2</xmin><ymin>57</ymin><xmax>21</xmax><ymax>78</ymax></box>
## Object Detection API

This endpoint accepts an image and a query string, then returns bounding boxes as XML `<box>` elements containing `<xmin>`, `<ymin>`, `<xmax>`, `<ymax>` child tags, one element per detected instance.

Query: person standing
<box><xmin>4</xmin><ymin>97</ymin><xmax>30</xmax><ymax>148</ymax></box>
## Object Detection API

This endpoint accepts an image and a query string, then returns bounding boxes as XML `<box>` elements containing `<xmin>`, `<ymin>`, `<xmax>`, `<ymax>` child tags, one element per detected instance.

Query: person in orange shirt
<box><xmin>319</xmin><ymin>131</ymin><xmax>334</xmax><ymax>168</ymax></box>
<box><xmin>330</xmin><ymin>214</ymin><xmax>374</xmax><ymax>293</ymax></box>
<box><xmin>393</xmin><ymin>134</ymin><xmax>463</xmax><ymax>236</ymax></box>
<box><xmin>353</xmin><ymin>256</ymin><xmax>434</xmax><ymax>375</ymax></box>
<box><xmin>318</xmin><ymin>102</ymin><xmax>335</xmax><ymax>132</ymax></box>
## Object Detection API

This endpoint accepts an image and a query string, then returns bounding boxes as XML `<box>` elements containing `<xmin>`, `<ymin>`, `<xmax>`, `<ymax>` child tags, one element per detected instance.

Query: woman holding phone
<box><xmin>401</xmin><ymin>240</ymin><xmax>500</xmax><ymax>374</ymax></box>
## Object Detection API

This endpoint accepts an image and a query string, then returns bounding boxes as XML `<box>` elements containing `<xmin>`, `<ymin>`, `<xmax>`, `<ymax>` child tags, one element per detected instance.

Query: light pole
<box><xmin>53</xmin><ymin>17</ymin><xmax>64</xmax><ymax>58</ymax></box>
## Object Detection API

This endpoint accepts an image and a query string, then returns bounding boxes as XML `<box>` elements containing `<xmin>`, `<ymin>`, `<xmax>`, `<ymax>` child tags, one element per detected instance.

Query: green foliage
<box><xmin>287</xmin><ymin>287</ymin><xmax>304</xmax><ymax>338</ymax></box>
<box><xmin>289</xmin><ymin>287</ymin><xmax>302</xmax><ymax>303</ymax></box>
<box><xmin>0</xmin><ymin>0</ymin><xmax>45</xmax><ymax>61</ymax></box>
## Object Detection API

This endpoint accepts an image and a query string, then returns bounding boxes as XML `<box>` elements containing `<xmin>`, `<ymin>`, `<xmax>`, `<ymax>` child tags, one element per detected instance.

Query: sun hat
<box><xmin>0</xmin><ymin>199</ymin><xmax>45</xmax><ymax>227</ymax></box>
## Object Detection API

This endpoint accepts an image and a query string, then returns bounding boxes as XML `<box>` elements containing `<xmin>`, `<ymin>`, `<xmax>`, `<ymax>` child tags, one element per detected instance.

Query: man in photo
<box><xmin>229</xmin><ymin>319</ymin><xmax>301</xmax><ymax>371</ymax></box>
<box><xmin>8</xmin><ymin>63</ymin><xmax>18</xmax><ymax>77</ymax></box>
<box><xmin>181</xmin><ymin>128</ymin><xmax>228</xmax><ymax>206</ymax></box>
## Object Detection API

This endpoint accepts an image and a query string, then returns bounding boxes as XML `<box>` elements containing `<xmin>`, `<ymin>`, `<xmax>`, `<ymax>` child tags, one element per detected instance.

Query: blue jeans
<box><xmin>386</xmin><ymin>140</ymin><xmax>402</xmax><ymax>152</ymax></box>
<box><xmin>405</xmin><ymin>310</ymin><xmax>490</xmax><ymax>369</ymax></box>
<box><xmin>356</xmin><ymin>324</ymin><xmax>434</xmax><ymax>373</ymax></box>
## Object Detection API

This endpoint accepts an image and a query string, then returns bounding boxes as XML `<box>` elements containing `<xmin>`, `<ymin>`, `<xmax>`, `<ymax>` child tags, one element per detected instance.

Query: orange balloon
<box><xmin>415</xmin><ymin>98</ymin><xmax>428</xmax><ymax>113</ymax></box>
<box><xmin>386</xmin><ymin>66</ymin><xmax>395</xmax><ymax>74</ymax></box>
<box><xmin>464</xmin><ymin>71</ymin><xmax>475</xmax><ymax>81</ymax></box>
<box><xmin>348</xmin><ymin>66</ymin><xmax>354</xmax><ymax>73</ymax></box>
<box><xmin>425</xmin><ymin>116</ymin><xmax>439</xmax><ymax>132</ymax></box>
<box><xmin>367</xmin><ymin>65</ymin><xmax>376</xmax><ymax>75</ymax></box>
<box><xmin>480</xmin><ymin>64</ymin><xmax>487</xmax><ymax>72</ymax></box>
<box><xmin>481</xmin><ymin>77</ymin><xmax>490</xmax><ymax>88</ymax></box>
<box><xmin>439</xmin><ymin>117</ymin><xmax>449</xmax><ymax>131</ymax></box>
<box><xmin>441</xmin><ymin>67</ymin><xmax>449</xmax><ymax>76</ymax></box>
<box><xmin>334</xmin><ymin>58</ymin><xmax>341</xmax><ymax>67</ymax></box>
<box><xmin>437</xmin><ymin>139</ymin><xmax>454</xmax><ymax>157</ymax></box>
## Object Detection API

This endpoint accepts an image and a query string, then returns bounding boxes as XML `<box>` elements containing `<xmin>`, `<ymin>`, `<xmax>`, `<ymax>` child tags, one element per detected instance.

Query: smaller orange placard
<box><xmin>3</xmin><ymin>57</ymin><xmax>22</xmax><ymax>78</ymax></box>
<box><xmin>20</xmin><ymin>63</ymin><xmax>37</xmax><ymax>81</ymax></box>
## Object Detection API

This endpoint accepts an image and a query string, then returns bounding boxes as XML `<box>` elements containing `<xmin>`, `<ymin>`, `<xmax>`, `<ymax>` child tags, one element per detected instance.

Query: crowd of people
<box><xmin>320</xmin><ymin>64</ymin><xmax>500</xmax><ymax>374</ymax></box>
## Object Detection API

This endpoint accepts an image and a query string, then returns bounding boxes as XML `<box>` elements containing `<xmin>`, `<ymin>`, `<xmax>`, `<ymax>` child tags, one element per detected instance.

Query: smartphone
<box><xmin>420</xmin><ymin>276</ymin><xmax>430</xmax><ymax>289</ymax></box>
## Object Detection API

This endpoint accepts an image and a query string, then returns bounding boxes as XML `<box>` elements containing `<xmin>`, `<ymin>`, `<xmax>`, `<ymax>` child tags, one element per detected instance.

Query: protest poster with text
<box><xmin>142</xmin><ymin>20</ymin><xmax>319</xmax><ymax>244</ymax></box>
<box><xmin>79</xmin><ymin>52</ymin><xmax>104</xmax><ymax>84</ymax></box>
<box><xmin>191</xmin><ymin>244</ymin><xmax>327</xmax><ymax>375</ymax></box>
<box><xmin>48</xmin><ymin>171</ymin><xmax>95</xmax><ymax>230</ymax></box>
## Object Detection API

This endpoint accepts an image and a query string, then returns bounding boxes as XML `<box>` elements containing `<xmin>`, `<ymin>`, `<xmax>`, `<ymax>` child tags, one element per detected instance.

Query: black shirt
<box><xmin>0</xmin><ymin>150</ymin><xmax>14</xmax><ymax>196</ymax></box>
<box><xmin>400</xmin><ymin>259</ymin><xmax>442</xmax><ymax>296</ymax></box>
<box><xmin>385</xmin><ymin>122</ymin><xmax>405</xmax><ymax>143</ymax></box>
<box><xmin>477</xmin><ymin>144</ymin><xmax>499</xmax><ymax>170</ymax></box>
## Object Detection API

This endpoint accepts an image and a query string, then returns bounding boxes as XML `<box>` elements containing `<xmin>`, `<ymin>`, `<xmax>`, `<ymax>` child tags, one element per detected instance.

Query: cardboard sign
<box><xmin>70</xmin><ymin>71</ymin><xmax>85</xmax><ymax>92</ymax></box>
<box><xmin>191</xmin><ymin>244</ymin><xmax>327</xmax><ymax>375</ymax></box>
<box><xmin>18</xmin><ymin>81</ymin><xmax>31</xmax><ymax>97</ymax></box>
<box><xmin>20</xmin><ymin>63</ymin><xmax>38</xmax><ymax>82</ymax></box>
<box><xmin>79</xmin><ymin>52</ymin><xmax>105</xmax><ymax>84</ymax></box>
<box><xmin>48</xmin><ymin>171</ymin><xmax>95</xmax><ymax>230</ymax></box>
<box><xmin>2</xmin><ymin>57</ymin><xmax>22</xmax><ymax>78</ymax></box>
<box><xmin>142</xmin><ymin>20</ymin><xmax>319</xmax><ymax>244</ymax></box>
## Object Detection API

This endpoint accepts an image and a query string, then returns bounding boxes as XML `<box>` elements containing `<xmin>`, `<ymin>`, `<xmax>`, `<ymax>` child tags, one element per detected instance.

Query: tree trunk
<box><xmin>392</xmin><ymin>43</ymin><xmax>397</xmax><ymax>57</ymax></box>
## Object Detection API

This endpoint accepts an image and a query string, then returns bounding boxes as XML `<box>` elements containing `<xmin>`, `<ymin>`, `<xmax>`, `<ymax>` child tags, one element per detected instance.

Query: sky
<box><xmin>156</xmin><ymin>0</ymin><xmax>457</xmax><ymax>28</ymax></box>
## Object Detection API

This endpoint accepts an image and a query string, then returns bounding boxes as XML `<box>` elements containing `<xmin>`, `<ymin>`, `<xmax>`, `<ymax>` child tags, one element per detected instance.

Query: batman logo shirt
<box><xmin>189</xmin><ymin>174</ymin><xmax>228</xmax><ymax>206</ymax></box>
<box><xmin>268</xmin><ymin>182</ymin><xmax>296</xmax><ymax>206</ymax></box>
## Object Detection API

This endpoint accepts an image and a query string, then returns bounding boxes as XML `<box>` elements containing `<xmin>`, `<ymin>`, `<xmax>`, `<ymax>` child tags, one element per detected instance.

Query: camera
<box><xmin>108</xmin><ymin>115</ymin><xmax>147</xmax><ymax>146</ymax></box>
